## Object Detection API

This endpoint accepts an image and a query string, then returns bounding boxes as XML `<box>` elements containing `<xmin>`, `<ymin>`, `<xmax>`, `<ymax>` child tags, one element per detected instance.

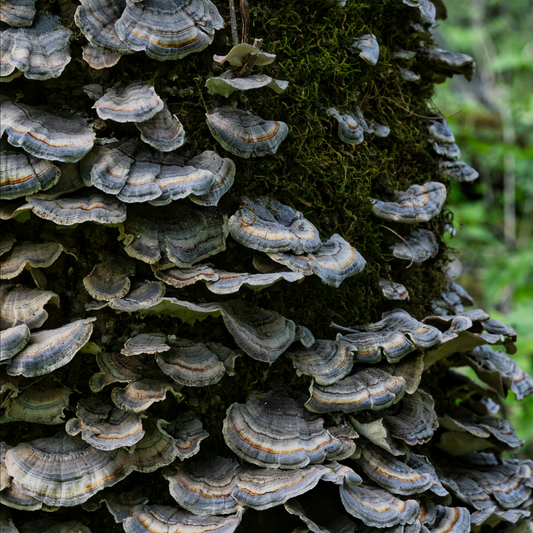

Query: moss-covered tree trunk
<box><xmin>1</xmin><ymin>1</ymin><xmax>531</xmax><ymax>532</ymax></box>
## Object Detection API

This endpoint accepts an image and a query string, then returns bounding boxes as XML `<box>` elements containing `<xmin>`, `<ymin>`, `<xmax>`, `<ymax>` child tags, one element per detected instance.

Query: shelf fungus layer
<box><xmin>327</xmin><ymin>108</ymin><xmax>365</xmax><ymax>145</ymax></box>
<box><xmin>391</xmin><ymin>229</ymin><xmax>439</xmax><ymax>263</ymax></box>
<box><xmin>4</xmin><ymin>433</ymin><xmax>133</xmax><ymax>507</ymax></box>
<box><xmin>83</xmin><ymin>259</ymin><xmax>136</xmax><ymax>300</ymax></box>
<box><xmin>213</xmin><ymin>43</ymin><xmax>276</xmax><ymax>67</ymax></box>
<box><xmin>0</xmin><ymin>241</ymin><xmax>64</xmax><ymax>280</ymax></box>
<box><xmin>0</xmin><ymin>0</ymin><xmax>37</xmax><ymax>27</ymax></box>
<box><xmin>136</xmin><ymin>104</ymin><xmax>186</xmax><ymax>152</ymax></box>
<box><xmin>206</xmin><ymin>73</ymin><xmax>289</xmax><ymax>98</ymax></box>
<box><xmin>268</xmin><ymin>233</ymin><xmax>366</xmax><ymax>287</ymax></box>
<box><xmin>229</xmin><ymin>197</ymin><xmax>321</xmax><ymax>255</ymax></box>
<box><xmin>371</xmin><ymin>182</ymin><xmax>446</xmax><ymax>223</ymax></box>
<box><xmin>351</xmin><ymin>34</ymin><xmax>380</xmax><ymax>65</ymax></box>
<box><xmin>114</xmin><ymin>0</ymin><xmax>224</xmax><ymax>61</ymax></box>
<box><xmin>206</xmin><ymin>107</ymin><xmax>289</xmax><ymax>158</ymax></box>
<box><xmin>335</xmin><ymin>308</ymin><xmax>442</xmax><ymax>364</ymax></box>
<box><xmin>223</xmin><ymin>389</ymin><xmax>343</xmax><ymax>469</ymax></box>
<box><xmin>0</xmin><ymin>101</ymin><xmax>96</xmax><ymax>163</ymax></box>
<box><xmin>0</xmin><ymin>13</ymin><xmax>72</xmax><ymax>80</ymax></box>
<box><xmin>93</xmin><ymin>82</ymin><xmax>164</xmax><ymax>123</ymax></box>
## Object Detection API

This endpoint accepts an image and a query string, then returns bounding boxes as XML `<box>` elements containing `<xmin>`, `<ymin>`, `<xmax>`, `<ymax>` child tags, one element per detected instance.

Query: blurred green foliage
<box><xmin>433</xmin><ymin>0</ymin><xmax>533</xmax><ymax>454</ymax></box>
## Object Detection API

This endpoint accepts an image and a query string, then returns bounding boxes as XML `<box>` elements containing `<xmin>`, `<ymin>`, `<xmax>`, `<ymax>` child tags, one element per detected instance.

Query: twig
<box><xmin>386</xmin><ymin>97</ymin><xmax>462</xmax><ymax>119</ymax></box>
<box><xmin>228</xmin><ymin>0</ymin><xmax>238</xmax><ymax>46</ymax></box>
<box><xmin>378</xmin><ymin>225</ymin><xmax>415</xmax><ymax>268</ymax></box>
<box><xmin>238</xmin><ymin>38</ymin><xmax>262</xmax><ymax>77</ymax></box>
<box><xmin>240</xmin><ymin>0</ymin><xmax>250</xmax><ymax>44</ymax></box>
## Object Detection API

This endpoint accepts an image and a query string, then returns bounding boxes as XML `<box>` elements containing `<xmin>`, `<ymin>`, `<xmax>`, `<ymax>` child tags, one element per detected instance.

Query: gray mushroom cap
<box><xmin>0</xmin><ymin>13</ymin><xmax>72</xmax><ymax>80</ymax></box>
<box><xmin>223</xmin><ymin>388</ymin><xmax>343</xmax><ymax>469</ymax></box>
<box><xmin>0</xmin><ymin>324</ymin><xmax>30</xmax><ymax>361</ymax></box>
<box><xmin>218</xmin><ymin>299</ymin><xmax>296</xmax><ymax>364</ymax></box>
<box><xmin>326</xmin><ymin>108</ymin><xmax>365</xmax><ymax>145</ymax></box>
<box><xmin>0</xmin><ymin>101</ymin><xmax>96</xmax><ymax>163</ymax></box>
<box><xmin>83</xmin><ymin>259</ymin><xmax>136</xmax><ymax>300</ymax></box>
<box><xmin>75</xmin><ymin>0</ymin><xmax>131</xmax><ymax>54</ymax></box>
<box><xmin>5</xmin><ymin>432</ymin><xmax>134</xmax><ymax>507</ymax></box>
<box><xmin>114</xmin><ymin>0</ymin><xmax>224</xmax><ymax>61</ymax></box>
<box><xmin>94</xmin><ymin>82</ymin><xmax>164</xmax><ymax>123</ymax></box>
<box><xmin>164</xmin><ymin>455</ymin><xmax>241</xmax><ymax>516</ymax></box>
<box><xmin>229</xmin><ymin>197</ymin><xmax>321</xmax><ymax>254</ymax></box>
<box><xmin>371</xmin><ymin>182</ymin><xmax>446</xmax><ymax>223</ymax></box>
<box><xmin>112</xmin><ymin>378</ymin><xmax>182</xmax><ymax>413</ymax></box>
<box><xmin>439</xmin><ymin>160</ymin><xmax>479</xmax><ymax>183</ymax></box>
<box><xmin>0</xmin><ymin>147</ymin><xmax>60</xmax><ymax>200</ymax></box>
<box><xmin>206</xmin><ymin>107</ymin><xmax>289</xmax><ymax>158</ymax></box>
<box><xmin>421</xmin><ymin>47</ymin><xmax>476</xmax><ymax>81</ymax></box>
<box><xmin>206</xmin><ymin>270</ymin><xmax>304</xmax><ymax>294</ymax></box>
<box><xmin>0</xmin><ymin>0</ymin><xmax>37</xmax><ymax>27</ymax></box>
<box><xmin>306</xmin><ymin>367</ymin><xmax>407</xmax><ymax>414</ymax></box>
<box><xmin>136</xmin><ymin>104</ymin><xmax>186</xmax><ymax>152</ymax></box>
<box><xmin>152</xmin><ymin>264</ymin><xmax>219</xmax><ymax>289</ymax></box>
<box><xmin>206</xmin><ymin>73</ymin><xmax>289</xmax><ymax>98</ymax></box>
<box><xmin>0</xmin><ymin>242</ymin><xmax>64</xmax><ymax>280</ymax></box>
<box><xmin>351</xmin><ymin>34</ymin><xmax>380</xmax><ymax>65</ymax></box>
<box><xmin>402</xmin><ymin>0</ymin><xmax>436</xmax><ymax>25</ymax></box>
<box><xmin>339</xmin><ymin>482</ymin><xmax>420</xmax><ymax>528</ymax></box>
<box><xmin>390</xmin><ymin>229</ymin><xmax>439</xmax><ymax>263</ymax></box>
<box><xmin>268</xmin><ymin>233</ymin><xmax>366</xmax><ymax>287</ymax></box>
<box><xmin>379</xmin><ymin>279</ymin><xmax>409</xmax><ymax>300</ymax></box>
<box><xmin>122</xmin><ymin>333</ymin><xmax>170</xmax><ymax>356</ymax></box>
<box><xmin>6</xmin><ymin>317</ymin><xmax>95</xmax><ymax>377</ymax></box>
<box><xmin>82</xmin><ymin>44</ymin><xmax>123</xmax><ymax>69</ymax></box>
<box><xmin>407</xmin><ymin>455</ymin><xmax>449</xmax><ymax>497</ymax></box>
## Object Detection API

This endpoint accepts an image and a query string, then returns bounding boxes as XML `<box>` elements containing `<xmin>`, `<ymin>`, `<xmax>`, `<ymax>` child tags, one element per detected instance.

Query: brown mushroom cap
<box><xmin>122</xmin><ymin>333</ymin><xmax>170</xmax><ymax>356</ymax></box>
<box><xmin>89</xmin><ymin>352</ymin><xmax>144</xmax><ymax>392</ymax></box>
<box><xmin>82</xmin><ymin>44</ymin><xmax>123</xmax><ymax>69</ymax></box>
<box><xmin>223</xmin><ymin>388</ymin><xmax>343</xmax><ymax>469</ymax></box>
<box><xmin>5</xmin><ymin>433</ymin><xmax>133</xmax><ymax>506</ymax></box>
<box><xmin>371</xmin><ymin>182</ymin><xmax>446</xmax><ymax>224</ymax></box>
<box><xmin>112</xmin><ymin>378</ymin><xmax>183</xmax><ymax>412</ymax></box>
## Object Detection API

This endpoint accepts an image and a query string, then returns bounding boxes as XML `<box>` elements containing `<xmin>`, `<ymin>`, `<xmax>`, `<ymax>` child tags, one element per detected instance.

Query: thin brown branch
<box><xmin>386</xmin><ymin>97</ymin><xmax>462</xmax><ymax>119</ymax></box>
<box><xmin>240</xmin><ymin>0</ymin><xmax>250</xmax><ymax>44</ymax></box>
<box><xmin>378</xmin><ymin>225</ymin><xmax>415</xmax><ymax>268</ymax></box>
<box><xmin>238</xmin><ymin>38</ymin><xmax>262</xmax><ymax>77</ymax></box>
<box><xmin>228</xmin><ymin>0</ymin><xmax>238</xmax><ymax>45</ymax></box>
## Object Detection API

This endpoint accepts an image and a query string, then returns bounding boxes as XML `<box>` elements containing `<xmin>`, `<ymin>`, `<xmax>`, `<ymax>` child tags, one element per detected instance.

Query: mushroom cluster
<box><xmin>1</xmin><ymin>0</ymin><xmax>531</xmax><ymax>532</ymax></box>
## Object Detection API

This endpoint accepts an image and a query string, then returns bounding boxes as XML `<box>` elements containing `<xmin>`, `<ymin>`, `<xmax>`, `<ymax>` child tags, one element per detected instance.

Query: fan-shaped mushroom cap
<box><xmin>400</xmin><ymin>68</ymin><xmax>420</xmax><ymax>82</ymax></box>
<box><xmin>168</xmin><ymin>418</ymin><xmax>209</xmax><ymax>460</ymax></box>
<box><xmin>0</xmin><ymin>284</ymin><xmax>59</xmax><ymax>330</ymax></box>
<box><xmin>355</xmin><ymin>443</ymin><xmax>433</xmax><ymax>496</ymax></box>
<box><xmin>439</xmin><ymin>160</ymin><xmax>479</xmax><ymax>183</ymax></box>
<box><xmin>5</xmin><ymin>433</ymin><xmax>133</xmax><ymax>507</ymax></box>
<box><xmin>90</xmin><ymin>352</ymin><xmax>144</xmax><ymax>392</ymax></box>
<box><xmin>122</xmin><ymin>333</ymin><xmax>170</xmax><ymax>356</ymax></box>
<box><xmin>0</xmin><ymin>234</ymin><xmax>16</xmax><ymax>257</ymax></box>
<box><xmin>0</xmin><ymin>14</ymin><xmax>72</xmax><ymax>80</ymax></box>
<box><xmin>402</xmin><ymin>0</ymin><xmax>436</xmax><ymax>25</ymax></box>
<box><xmin>426</xmin><ymin>118</ymin><xmax>455</xmax><ymax>143</ymax></box>
<box><xmin>82</xmin><ymin>44</ymin><xmax>123</xmax><ymax>69</ymax></box>
<box><xmin>0</xmin><ymin>0</ymin><xmax>36</xmax><ymax>27</ymax></box>
<box><xmin>339</xmin><ymin>482</ymin><xmax>420</xmax><ymax>528</ymax></box>
<box><xmin>223</xmin><ymin>388</ymin><xmax>343</xmax><ymax>469</ymax></box>
<box><xmin>286</xmin><ymin>339</ymin><xmax>354</xmax><ymax>386</ymax></box>
<box><xmin>99</xmin><ymin>281</ymin><xmax>165</xmax><ymax>312</ymax></box>
<box><xmin>94</xmin><ymin>82</ymin><xmax>164</xmax><ymax>123</ymax></box>
<box><xmin>164</xmin><ymin>455</ymin><xmax>241</xmax><ymax>516</ymax></box>
<box><xmin>421</xmin><ymin>48</ymin><xmax>475</xmax><ymax>82</ymax></box>
<box><xmin>112</xmin><ymin>379</ymin><xmax>182</xmax><ymax>412</ymax></box>
<box><xmin>407</xmin><ymin>455</ymin><xmax>448</xmax><ymax>497</ymax></box>
<box><xmin>1</xmin><ymin>479</ymin><xmax>44</xmax><ymax>511</ymax></box>
<box><xmin>75</xmin><ymin>0</ymin><xmax>130</xmax><ymax>54</ymax></box>
<box><xmin>6</xmin><ymin>318</ymin><xmax>95</xmax><ymax>377</ymax></box>
<box><xmin>155</xmin><ymin>338</ymin><xmax>226</xmax><ymax>387</ymax></box>
<box><xmin>0</xmin><ymin>101</ymin><xmax>96</xmax><ymax>163</ymax></box>
<box><xmin>0</xmin><ymin>324</ymin><xmax>30</xmax><ymax>361</ymax></box>
<box><xmin>206</xmin><ymin>73</ymin><xmax>289</xmax><ymax>98</ymax></box>
<box><xmin>351</xmin><ymin>34</ymin><xmax>379</xmax><ymax>65</ymax></box>
<box><xmin>115</xmin><ymin>0</ymin><xmax>224</xmax><ymax>61</ymax></box>
<box><xmin>65</xmin><ymin>397</ymin><xmax>145</xmax><ymax>450</ymax></box>
<box><xmin>218</xmin><ymin>299</ymin><xmax>296</xmax><ymax>364</ymax></box>
<box><xmin>1</xmin><ymin>386</ymin><xmax>70</xmax><ymax>424</ymax></box>
<box><xmin>306</xmin><ymin>368</ymin><xmax>407</xmax><ymax>414</ymax></box>
<box><xmin>336</xmin><ymin>308</ymin><xmax>442</xmax><ymax>364</ymax></box>
<box><xmin>83</xmin><ymin>259</ymin><xmax>135</xmax><ymax>301</ymax></box>
<box><xmin>0</xmin><ymin>148</ymin><xmax>60</xmax><ymax>200</ymax></box>
<box><xmin>462</xmin><ymin>345</ymin><xmax>533</xmax><ymax>401</ymax></box>
<box><xmin>0</xmin><ymin>242</ymin><xmax>64</xmax><ymax>280</ymax></box>
<box><xmin>429</xmin><ymin>139</ymin><xmax>461</xmax><ymax>159</ymax></box>
<box><xmin>32</xmin><ymin>162</ymin><xmax>85</xmax><ymax>200</ymax></box>
<box><xmin>268</xmin><ymin>234</ymin><xmax>366</xmax><ymax>287</ymax></box>
<box><xmin>122</xmin><ymin>203</ymin><xmax>228</xmax><ymax>267</ymax></box>
<box><xmin>430</xmin><ymin>506</ymin><xmax>470</xmax><ymax>533</ymax></box>
<box><xmin>213</xmin><ymin>43</ymin><xmax>276</xmax><ymax>67</ymax></box>
<box><xmin>232</xmin><ymin>465</ymin><xmax>329</xmax><ymax>511</ymax></box>
<box><xmin>326</xmin><ymin>108</ymin><xmax>364</xmax><ymax>145</ymax></box>
<box><xmin>153</xmin><ymin>264</ymin><xmax>218</xmax><ymax>289</ymax></box>
<box><xmin>371</xmin><ymin>182</ymin><xmax>446</xmax><ymax>223</ymax></box>
<box><xmin>23</xmin><ymin>193</ymin><xmax>126</xmax><ymax>225</ymax></box>
<box><xmin>379</xmin><ymin>279</ymin><xmax>409</xmax><ymax>300</ymax></box>
<box><xmin>391</xmin><ymin>229</ymin><xmax>439</xmax><ymax>263</ymax></box>
<box><xmin>121</xmin><ymin>504</ymin><xmax>242</xmax><ymax>533</ymax></box>
<box><xmin>206</xmin><ymin>107</ymin><xmax>288</xmax><ymax>158</ymax></box>
<box><xmin>207</xmin><ymin>270</ymin><xmax>304</xmax><ymax>294</ymax></box>
<box><xmin>136</xmin><ymin>105</ymin><xmax>185</xmax><ymax>152</ymax></box>
<box><xmin>229</xmin><ymin>197</ymin><xmax>321</xmax><ymax>254</ymax></box>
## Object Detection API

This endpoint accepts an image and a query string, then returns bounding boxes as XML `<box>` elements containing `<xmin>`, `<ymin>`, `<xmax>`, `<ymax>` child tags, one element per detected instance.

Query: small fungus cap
<box><xmin>351</xmin><ymin>34</ymin><xmax>380</xmax><ymax>65</ymax></box>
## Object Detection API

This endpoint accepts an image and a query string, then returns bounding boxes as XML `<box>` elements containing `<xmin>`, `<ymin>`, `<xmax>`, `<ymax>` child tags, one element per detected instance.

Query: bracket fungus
<box><xmin>0</xmin><ymin>0</ymin><xmax>37</xmax><ymax>27</ymax></box>
<box><xmin>439</xmin><ymin>160</ymin><xmax>479</xmax><ymax>183</ymax></box>
<box><xmin>206</xmin><ymin>73</ymin><xmax>289</xmax><ymax>98</ymax></box>
<box><xmin>94</xmin><ymin>82</ymin><xmax>164</xmax><ymax>123</ymax></box>
<box><xmin>213</xmin><ymin>43</ymin><xmax>276</xmax><ymax>67</ymax></box>
<box><xmin>223</xmin><ymin>388</ymin><xmax>343</xmax><ymax>469</ymax></box>
<box><xmin>402</xmin><ymin>0</ymin><xmax>436</xmax><ymax>25</ymax></box>
<box><xmin>268</xmin><ymin>233</ymin><xmax>366</xmax><ymax>288</ymax></box>
<box><xmin>0</xmin><ymin>14</ymin><xmax>72</xmax><ymax>80</ymax></box>
<box><xmin>419</xmin><ymin>47</ymin><xmax>476</xmax><ymax>82</ymax></box>
<box><xmin>206</xmin><ymin>107</ymin><xmax>289</xmax><ymax>158</ymax></box>
<box><xmin>229</xmin><ymin>197</ymin><xmax>321</xmax><ymax>254</ymax></box>
<box><xmin>83</xmin><ymin>259</ymin><xmax>136</xmax><ymax>300</ymax></box>
<box><xmin>350</xmin><ymin>34</ymin><xmax>380</xmax><ymax>65</ymax></box>
<box><xmin>0</xmin><ymin>324</ymin><xmax>30</xmax><ymax>361</ymax></box>
<box><xmin>0</xmin><ymin>147</ymin><xmax>60</xmax><ymax>200</ymax></box>
<box><xmin>112</xmin><ymin>378</ymin><xmax>183</xmax><ymax>413</ymax></box>
<box><xmin>82</xmin><ymin>44</ymin><xmax>123</xmax><ymax>69</ymax></box>
<box><xmin>390</xmin><ymin>229</ymin><xmax>439</xmax><ymax>263</ymax></box>
<box><xmin>114</xmin><ymin>0</ymin><xmax>224</xmax><ymax>61</ymax></box>
<box><xmin>0</xmin><ymin>241</ymin><xmax>64</xmax><ymax>280</ymax></box>
<box><xmin>379</xmin><ymin>279</ymin><xmax>409</xmax><ymax>300</ymax></box>
<box><xmin>0</xmin><ymin>101</ymin><xmax>96</xmax><ymax>163</ymax></box>
<box><xmin>327</xmin><ymin>108</ymin><xmax>365</xmax><ymax>145</ymax></box>
<box><xmin>136</xmin><ymin>104</ymin><xmax>186</xmax><ymax>152</ymax></box>
<box><xmin>371</xmin><ymin>182</ymin><xmax>446</xmax><ymax>223</ymax></box>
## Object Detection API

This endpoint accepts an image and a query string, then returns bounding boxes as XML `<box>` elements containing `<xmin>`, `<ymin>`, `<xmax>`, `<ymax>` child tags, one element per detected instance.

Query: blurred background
<box><xmin>433</xmin><ymin>0</ymin><xmax>533</xmax><ymax>455</ymax></box>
